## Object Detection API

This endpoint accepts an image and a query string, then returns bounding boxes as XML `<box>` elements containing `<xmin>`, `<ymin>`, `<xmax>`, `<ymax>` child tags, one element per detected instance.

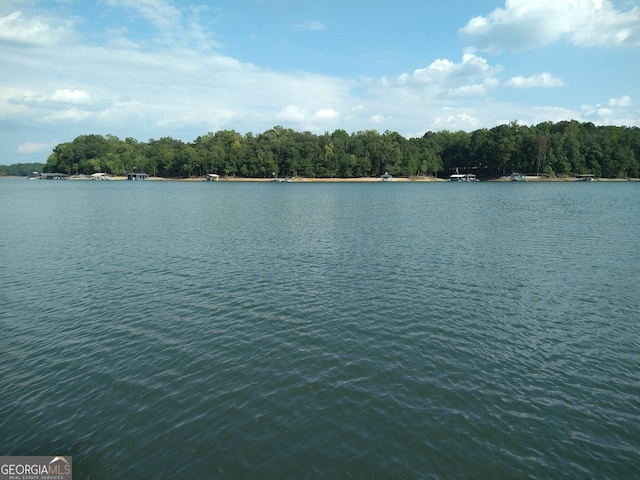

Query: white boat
<box><xmin>449</xmin><ymin>173</ymin><xmax>477</xmax><ymax>182</ymax></box>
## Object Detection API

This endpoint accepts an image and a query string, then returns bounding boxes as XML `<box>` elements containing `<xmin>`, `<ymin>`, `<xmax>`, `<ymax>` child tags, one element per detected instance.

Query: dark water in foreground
<box><xmin>1</xmin><ymin>179</ymin><xmax>638</xmax><ymax>479</ymax></box>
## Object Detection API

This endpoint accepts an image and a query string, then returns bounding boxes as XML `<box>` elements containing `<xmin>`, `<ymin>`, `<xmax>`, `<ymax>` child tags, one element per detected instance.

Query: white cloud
<box><xmin>505</xmin><ymin>72</ymin><xmax>565</xmax><ymax>88</ymax></box>
<box><xmin>104</xmin><ymin>0</ymin><xmax>181</xmax><ymax>30</ymax></box>
<box><xmin>315</xmin><ymin>108</ymin><xmax>339</xmax><ymax>120</ymax></box>
<box><xmin>0</xmin><ymin>5</ymin><xmax>354</xmax><ymax>137</ymax></box>
<box><xmin>51</xmin><ymin>89</ymin><xmax>92</xmax><ymax>104</ymax></box>
<box><xmin>434</xmin><ymin>112</ymin><xmax>482</xmax><ymax>130</ymax></box>
<box><xmin>102</xmin><ymin>0</ymin><xmax>222</xmax><ymax>50</ymax></box>
<box><xmin>532</xmin><ymin>105</ymin><xmax>578</xmax><ymax>118</ymax></box>
<box><xmin>608</xmin><ymin>95</ymin><xmax>632</xmax><ymax>107</ymax></box>
<box><xmin>581</xmin><ymin>104</ymin><xmax>616</xmax><ymax>122</ymax></box>
<box><xmin>580</xmin><ymin>95</ymin><xmax>636</xmax><ymax>125</ymax></box>
<box><xmin>277</xmin><ymin>105</ymin><xmax>310</xmax><ymax>122</ymax></box>
<box><xmin>446</xmin><ymin>84</ymin><xmax>484</xmax><ymax>97</ymax></box>
<box><xmin>399</xmin><ymin>53</ymin><xmax>500</xmax><ymax>86</ymax></box>
<box><xmin>0</xmin><ymin>11</ymin><xmax>74</xmax><ymax>47</ymax></box>
<box><xmin>6</xmin><ymin>89</ymin><xmax>93</xmax><ymax>111</ymax></box>
<box><xmin>17</xmin><ymin>141</ymin><xmax>58</xmax><ymax>154</ymax></box>
<box><xmin>446</xmin><ymin>78</ymin><xmax>500</xmax><ymax>97</ymax></box>
<box><xmin>376</xmin><ymin>54</ymin><xmax>503</xmax><ymax>113</ymax></box>
<box><xmin>460</xmin><ymin>0</ymin><xmax>640</xmax><ymax>53</ymax></box>
<box><xmin>369</xmin><ymin>114</ymin><xmax>385</xmax><ymax>124</ymax></box>
<box><xmin>43</xmin><ymin>107</ymin><xmax>92</xmax><ymax>123</ymax></box>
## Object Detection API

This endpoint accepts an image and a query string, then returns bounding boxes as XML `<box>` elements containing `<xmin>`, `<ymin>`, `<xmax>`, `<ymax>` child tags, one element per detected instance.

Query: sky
<box><xmin>1</xmin><ymin>0</ymin><xmax>639</xmax><ymax>164</ymax></box>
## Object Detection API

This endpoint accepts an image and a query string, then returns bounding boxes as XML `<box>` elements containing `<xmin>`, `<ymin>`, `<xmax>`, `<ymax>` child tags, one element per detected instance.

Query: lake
<box><xmin>1</xmin><ymin>179</ymin><xmax>638</xmax><ymax>479</ymax></box>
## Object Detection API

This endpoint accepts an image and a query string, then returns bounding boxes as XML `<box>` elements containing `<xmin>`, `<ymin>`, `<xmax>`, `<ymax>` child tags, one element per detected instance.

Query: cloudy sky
<box><xmin>1</xmin><ymin>0</ymin><xmax>639</xmax><ymax>164</ymax></box>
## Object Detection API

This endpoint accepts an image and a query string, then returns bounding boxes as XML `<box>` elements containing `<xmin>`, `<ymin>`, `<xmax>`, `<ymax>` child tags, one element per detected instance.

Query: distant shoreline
<box><xmin>2</xmin><ymin>175</ymin><xmax>639</xmax><ymax>182</ymax></box>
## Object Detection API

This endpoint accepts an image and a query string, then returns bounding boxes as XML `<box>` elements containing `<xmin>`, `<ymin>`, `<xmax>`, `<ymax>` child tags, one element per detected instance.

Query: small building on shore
<box><xmin>381</xmin><ymin>172</ymin><xmax>392</xmax><ymax>182</ymax></box>
<box><xmin>205</xmin><ymin>173</ymin><xmax>220</xmax><ymax>181</ymax></box>
<box><xmin>127</xmin><ymin>172</ymin><xmax>149</xmax><ymax>180</ymax></box>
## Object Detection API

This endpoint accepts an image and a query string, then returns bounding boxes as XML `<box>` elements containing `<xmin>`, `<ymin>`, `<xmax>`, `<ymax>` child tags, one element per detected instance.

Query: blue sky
<box><xmin>1</xmin><ymin>0</ymin><xmax>639</xmax><ymax>164</ymax></box>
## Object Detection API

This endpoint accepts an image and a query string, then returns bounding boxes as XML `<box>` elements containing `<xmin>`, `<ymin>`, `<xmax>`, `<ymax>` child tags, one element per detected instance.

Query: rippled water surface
<box><xmin>1</xmin><ymin>179</ymin><xmax>639</xmax><ymax>479</ymax></box>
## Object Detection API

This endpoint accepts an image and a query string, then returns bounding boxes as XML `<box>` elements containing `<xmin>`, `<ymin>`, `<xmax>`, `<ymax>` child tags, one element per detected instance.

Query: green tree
<box><xmin>42</xmin><ymin>121</ymin><xmax>639</xmax><ymax>180</ymax></box>
<box><xmin>0</xmin><ymin>162</ymin><xmax>45</xmax><ymax>176</ymax></box>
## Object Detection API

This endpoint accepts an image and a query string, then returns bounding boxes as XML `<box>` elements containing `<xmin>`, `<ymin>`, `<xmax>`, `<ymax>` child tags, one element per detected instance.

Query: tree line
<box><xmin>0</xmin><ymin>162</ymin><xmax>46</xmax><ymax>176</ymax></box>
<box><xmin>38</xmin><ymin>121</ymin><xmax>640</xmax><ymax>178</ymax></box>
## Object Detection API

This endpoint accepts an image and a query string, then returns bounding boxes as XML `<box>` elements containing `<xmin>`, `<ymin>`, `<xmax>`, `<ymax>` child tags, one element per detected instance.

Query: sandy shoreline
<box><xmin>98</xmin><ymin>175</ymin><xmax>639</xmax><ymax>182</ymax></box>
<box><xmin>3</xmin><ymin>175</ymin><xmax>638</xmax><ymax>182</ymax></box>
<box><xmin>91</xmin><ymin>175</ymin><xmax>640</xmax><ymax>182</ymax></box>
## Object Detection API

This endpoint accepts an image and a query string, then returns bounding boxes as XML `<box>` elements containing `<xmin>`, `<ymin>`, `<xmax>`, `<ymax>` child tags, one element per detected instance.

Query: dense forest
<box><xmin>0</xmin><ymin>162</ymin><xmax>46</xmax><ymax>177</ymax></box>
<box><xmin>33</xmin><ymin>121</ymin><xmax>640</xmax><ymax>178</ymax></box>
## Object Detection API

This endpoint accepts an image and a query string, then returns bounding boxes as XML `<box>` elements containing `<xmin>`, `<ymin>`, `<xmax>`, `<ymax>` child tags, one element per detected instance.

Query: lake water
<box><xmin>1</xmin><ymin>179</ymin><xmax>638</xmax><ymax>479</ymax></box>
